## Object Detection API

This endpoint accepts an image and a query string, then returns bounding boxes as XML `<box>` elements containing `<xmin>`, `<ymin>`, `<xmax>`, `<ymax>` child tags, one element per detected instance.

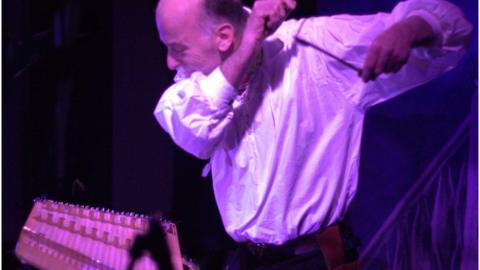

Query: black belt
<box><xmin>245</xmin><ymin>231</ymin><xmax>320</xmax><ymax>258</ymax></box>
<box><xmin>244</xmin><ymin>222</ymin><xmax>360</xmax><ymax>269</ymax></box>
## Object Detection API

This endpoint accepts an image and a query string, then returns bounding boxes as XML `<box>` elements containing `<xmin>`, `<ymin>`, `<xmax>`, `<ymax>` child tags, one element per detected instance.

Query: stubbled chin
<box><xmin>175</xmin><ymin>65</ymin><xmax>218</xmax><ymax>80</ymax></box>
<box><xmin>173</xmin><ymin>67</ymin><xmax>194</xmax><ymax>81</ymax></box>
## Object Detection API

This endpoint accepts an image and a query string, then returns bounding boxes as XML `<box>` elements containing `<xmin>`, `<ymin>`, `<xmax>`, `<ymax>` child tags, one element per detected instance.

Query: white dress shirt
<box><xmin>154</xmin><ymin>0</ymin><xmax>471</xmax><ymax>245</ymax></box>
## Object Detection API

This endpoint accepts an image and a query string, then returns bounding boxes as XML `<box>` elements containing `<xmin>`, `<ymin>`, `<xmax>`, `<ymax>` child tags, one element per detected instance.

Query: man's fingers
<box><xmin>389</xmin><ymin>62</ymin><xmax>404</xmax><ymax>73</ymax></box>
<box><xmin>383</xmin><ymin>61</ymin><xmax>396</xmax><ymax>73</ymax></box>
<box><xmin>359</xmin><ymin>17</ymin><xmax>416</xmax><ymax>81</ymax></box>
<box><xmin>262</xmin><ymin>0</ymin><xmax>296</xmax><ymax>35</ymax></box>
<box><xmin>390</xmin><ymin>63</ymin><xmax>402</xmax><ymax>73</ymax></box>
<box><xmin>362</xmin><ymin>45</ymin><xmax>379</xmax><ymax>82</ymax></box>
<box><xmin>374</xmin><ymin>49</ymin><xmax>390</xmax><ymax>76</ymax></box>
<box><xmin>283</xmin><ymin>0</ymin><xmax>297</xmax><ymax>10</ymax></box>
<box><xmin>361</xmin><ymin>69</ymin><xmax>374</xmax><ymax>82</ymax></box>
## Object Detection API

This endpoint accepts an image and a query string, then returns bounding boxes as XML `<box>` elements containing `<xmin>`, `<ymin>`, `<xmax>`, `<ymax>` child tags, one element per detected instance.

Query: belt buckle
<box><xmin>247</xmin><ymin>242</ymin><xmax>268</xmax><ymax>257</ymax></box>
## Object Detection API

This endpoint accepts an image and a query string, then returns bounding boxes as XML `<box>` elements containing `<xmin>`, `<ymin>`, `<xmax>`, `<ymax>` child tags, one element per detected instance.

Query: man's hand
<box><xmin>221</xmin><ymin>0</ymin><xmax>296</xmax><ymax>89</ymax></box>
<box><xmin>243</xmin><ymin>0</ymin><xmax>297</xmax><ymax>45</ymax></box>
<box><xmin>361</xmin><ymin>16</ymin><xmax>435</xmax><ymax>82</ymax></box>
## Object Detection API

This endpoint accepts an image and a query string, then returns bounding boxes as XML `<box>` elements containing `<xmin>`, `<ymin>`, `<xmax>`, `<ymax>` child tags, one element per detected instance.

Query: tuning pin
<box><xmin>125</xmin><ymin>238</ymin><xmax>132</xmax><ymax>249</ymax></box>
<box><xmin>46</xmin><ymin>248</ymin><xmax>55</xmax><ymax>257</ymax></box>
<box><xmin>68</xmin><ymin>220</ymin><xmax>75</xmax><ymax>231</ymax></box>
<box><xmin>91</xmin><ymin>228</ymin><xmax>98</xmax><ymax>239</ymax></box>
<box><xmin>79</xmin><ymin>225</ymin><xmax>86</xmax><ymax>236</ymax></box>
<box><xmin>58</xmin><ymin>217</ymin><xmax>65</xmax><ymax>227</ymax></box>
<box><xmin>130</xmin><ymin>218</ymin><xmax>136</xmax><ymax>228</ymax></box>
<box><xmin>113</xmin><ymin>236</ymin><xmax>120</xmax><ymax>248</ymax></box>
<box><xmin>55</xmin><ymin>250</ymin><xmax>64</xmax><ymax>260</ymax></box>
<box><xmin>70</xmin><ymin>206</ymin><xmax>77</xmax><ymax>215</ymax></box>
<box><xmin>46</xmin><ymin>201</ymin><xmax>53</xmax><ymax>210</ymax></box>
<box><xmin>140</xmin><ymin>219</ymin><xmax>148</xmax><ymax>231</ymax></box>
<box><xmin>46</xmin><ymin>213</ymin><xmax>53</xmax><ymax>223</ymax></box>
<box><xmin>110</xmin><ymin>213</ymin><xmax>116</xmax><ymax>223</ymax></box>
<box><xmin>89</xmin><ymin>210</ymin><xmax>96</xmax><ymax>220</ymax></box>
<box><xmin>169</xmin><ymin>223</ymin><xmax>177</xmax><ymax>235</ymax></box>
<box><xmin>102</xmin><ymin>231</ymin><xmax>109</xmax><ymax>242</ymax></box>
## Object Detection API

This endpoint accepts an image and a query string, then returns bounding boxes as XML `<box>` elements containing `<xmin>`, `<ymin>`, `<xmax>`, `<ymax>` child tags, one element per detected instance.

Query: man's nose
<box><xmin>166</xmin><ymin>54</ymin><xmax>181</xmax><ymax>70</ymax></box>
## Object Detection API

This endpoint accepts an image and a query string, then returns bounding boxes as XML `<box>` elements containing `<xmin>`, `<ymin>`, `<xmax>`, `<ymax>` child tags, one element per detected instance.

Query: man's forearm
<box><xmin>400</xmin><ymin>15</ymin><xmax>436</xmax><ymax>47</ymax></box>
<box><xmin>220</xmin><ymin>36</ymin><xmax>261</xmax><ymax>90</ymax></box>
<box><xmin>361</xmin><ymin>14</ymin><xmax>438</xmax><ymax>81</ymax></box>
<box><xmin>219</xmin><ymin>0</ymin><xmax>296</xmax><ymax>89</ymax></box>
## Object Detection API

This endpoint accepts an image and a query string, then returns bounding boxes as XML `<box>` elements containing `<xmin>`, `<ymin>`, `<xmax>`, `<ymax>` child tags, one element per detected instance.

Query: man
<box><xmin>153</xmin><ymin>0</ymin><xmax>471</xmax><ymax>269</ymax></box>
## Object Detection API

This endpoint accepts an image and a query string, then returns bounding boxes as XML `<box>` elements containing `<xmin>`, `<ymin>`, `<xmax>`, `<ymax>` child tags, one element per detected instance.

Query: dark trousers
<box><xmin>225</xmin><ymin>244</ymin><xmax>328</xmax><ymax>270</ymax></box>
<box><xmin>224</xmin><ymin>221</ymin><xmax>359</xmax><ymax>270</ymax></box>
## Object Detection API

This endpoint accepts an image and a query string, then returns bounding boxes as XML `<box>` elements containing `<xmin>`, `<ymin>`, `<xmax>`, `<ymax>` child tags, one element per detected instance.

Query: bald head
<box><xmin>155</xmin><ymin>0</ymin><xmax>246</xmax><ymax>74</ymax></box>
<box><xmin>156</xmin><ymin>0</ymin><xmax>208</xmax><ymax>37</ymax></box>
<box><xmin>156</xmin><ymin>0</ymin><xmax>246</xmax><ymax>35</ymax></box>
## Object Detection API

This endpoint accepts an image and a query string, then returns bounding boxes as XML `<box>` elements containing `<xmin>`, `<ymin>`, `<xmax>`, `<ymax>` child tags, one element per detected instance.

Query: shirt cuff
<box><xmin>200</xmin><ymin>67</ymin><xmax>238</xmax><ymax>109</ymax></box>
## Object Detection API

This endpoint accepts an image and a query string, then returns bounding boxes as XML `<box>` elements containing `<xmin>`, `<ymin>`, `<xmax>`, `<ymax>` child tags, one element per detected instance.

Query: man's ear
<box><xmin>215</xmin><ymin>23</ymin><xmax>235</xmax><ymax>52</ymax></box>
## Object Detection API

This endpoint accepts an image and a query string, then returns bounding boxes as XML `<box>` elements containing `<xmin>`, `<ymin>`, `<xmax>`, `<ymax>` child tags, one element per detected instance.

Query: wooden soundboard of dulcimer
<box><xmin>15</xmin><ymin>199</ymin><xmax>188</xmax><ymax>270</ymax></box>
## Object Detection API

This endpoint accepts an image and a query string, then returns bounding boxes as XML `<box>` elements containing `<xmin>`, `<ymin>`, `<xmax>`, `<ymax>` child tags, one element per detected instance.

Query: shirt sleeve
<box><xmin>287</xmin><ymin>0</ymin><xmax>472</xmax><ymax>110</ymax></box>
<box><xmin>154</xmin><ymin>67</ymin><xmax>238</xmax><ymax>159</ymax></box>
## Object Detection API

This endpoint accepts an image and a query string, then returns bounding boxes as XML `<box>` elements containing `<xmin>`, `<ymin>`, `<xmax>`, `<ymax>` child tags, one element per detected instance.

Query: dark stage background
<box><xmin>3</xmin><ymin>0</ymin><xmax>477</xmax><ymax>269</ymax></box>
